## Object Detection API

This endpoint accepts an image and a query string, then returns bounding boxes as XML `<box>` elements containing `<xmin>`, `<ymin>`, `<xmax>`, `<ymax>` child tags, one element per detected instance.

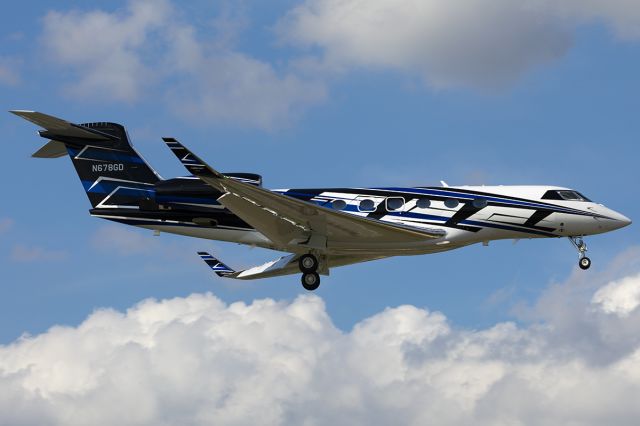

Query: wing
<box><xmin>164</xmin><ymin>138</ymin><xmax>445</xmax><ymax>253</ymax></box>
<box><xmin>198</xmin><ymin>251</ymin><xmax>388</xmax><ymax>280</ymax></box>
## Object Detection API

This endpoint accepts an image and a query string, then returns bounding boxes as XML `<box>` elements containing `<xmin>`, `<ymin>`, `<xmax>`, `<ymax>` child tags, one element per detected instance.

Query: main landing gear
<box><xmin>299</xmin><ymin>253</ymin><xmax>320</xmax><ymax>291</ymax></box>
<box><xmin>569</xmin><ymin>236</ymin><xmax>591</xmax><ymax>270</ymax></box>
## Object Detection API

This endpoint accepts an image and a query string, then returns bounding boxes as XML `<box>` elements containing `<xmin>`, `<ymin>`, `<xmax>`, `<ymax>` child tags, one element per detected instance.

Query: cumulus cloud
<box><xmin>592</xmin><ymin>272</ymin><xmax>640</xmax><ymax>317</ymax></box>
<box><xmin>2</xmin><ymin>250</ymin><xmax>640</xmax><ymax>424</ymax></box>
<box><xmin>10</xmin><ymin>244</ymin><xmax>68</xmax><ymax>262</ymax></box>
<box><xmin>554</xmin><ymin>0</ymin><xmax>640</xmax><ymax>39</ymax></box>
<box><xmin>41</xmin><ymin>0</ymin><xmax>325</xmax><ymax>129</ymax></box>
<box><xmin>279</xmin><ymin>0</ymin><xmax>640</xmax><ymax>89</ymax></box>
<box><xmin>41</xmin><ymin>0</ymin><xmax>171</xmax><ymax>102</ymax></box>
<box><xmin>162</xmin><ymin>21</ymin><xmax>326</xmax><ymax>129</ymax></box>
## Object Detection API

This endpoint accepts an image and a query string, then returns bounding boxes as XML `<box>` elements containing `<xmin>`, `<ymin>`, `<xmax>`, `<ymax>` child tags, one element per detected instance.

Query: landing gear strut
<box><xmin>569</xmin><ymin>237</ymin><xmax>591</xmax><ymax>270</ymax></box>
<box><xmin>299</xmin><ymin>254</ymin><xmax>320</xmax><ymax>291</ymax></box>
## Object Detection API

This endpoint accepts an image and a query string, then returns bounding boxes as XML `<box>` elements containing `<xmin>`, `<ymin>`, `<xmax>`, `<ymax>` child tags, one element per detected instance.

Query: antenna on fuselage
<box><xmin>440</xmin><ymin>180</ymin><xmax>449</xmax><ymax>187</ymax></box>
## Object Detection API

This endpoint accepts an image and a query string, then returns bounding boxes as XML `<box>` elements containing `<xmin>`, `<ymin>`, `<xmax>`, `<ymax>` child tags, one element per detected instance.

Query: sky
<box><xmin>1</xmin><ymin>0</ymin><xmax>640</xmax><ymax>424</ymax></box>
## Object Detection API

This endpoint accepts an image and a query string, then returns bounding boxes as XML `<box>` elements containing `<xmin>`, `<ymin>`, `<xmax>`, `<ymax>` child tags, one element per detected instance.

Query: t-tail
<box><xmin>10</xmin><ymin>110</ymin><xmax>161</xmax><ymax>208</ymax></box>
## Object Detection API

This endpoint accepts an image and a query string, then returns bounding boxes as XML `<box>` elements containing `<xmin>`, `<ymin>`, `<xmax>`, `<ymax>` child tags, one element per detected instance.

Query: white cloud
<box><xmin>162</xmin><ymin>23</ymin><xmax>326</xmax><ymax>130</ymax></box>
<box><xmin>279</xmin><ymin>0</ymin><xmax>640</xmax><ymax>89</ymax></box>
<box><xmin>2</xmin><ymin>251</ymin><xmax>640</xmax><ymax>424</ymax></box>
<box><xmin>34</xmin><ymin>0</ymin><xmax>640</xmax><ymax>123</ymax></box>
<box><xmin>41</xmin><ymin>0</ymin><xmax>171</xmax><ymax>102</ymax></box>
<box><xmin>41</xmin><ymin>0</ymin><xmax>325</xmax><ymax>129</ymax></box>
<box><xmin>553</xmin><ymin>0</ymin><xmax>640</xmax><ymax>40</ymax></box>
<box><xmin>10</xmin><ymin>244</ymin><xmax>68</xmax><ymax>262</ymax></box>
<box><xmin>592</xmin><ymin>273</ymin><xmax>640</xmax><ymax>317</ymax></box>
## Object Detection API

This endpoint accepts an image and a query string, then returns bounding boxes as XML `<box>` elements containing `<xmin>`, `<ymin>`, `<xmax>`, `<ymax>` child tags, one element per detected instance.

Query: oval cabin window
<box><xmin>386</xmin><ymin>198</ymin><xmax>404</xmax><ymax>211</ymax></box>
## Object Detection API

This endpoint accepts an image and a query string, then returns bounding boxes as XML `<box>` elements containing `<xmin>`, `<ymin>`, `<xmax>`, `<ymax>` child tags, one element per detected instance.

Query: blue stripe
<box><xmin>301</xmin><ymin>200</ymin><xmax>556</xmax><ymax>237</ymax></box>
<box><xmin>373</xmin><ymin>187</ymin><xmax>585</xmax><ymax>215</ymax></box>
<box><xmin>280</xmin><ymin>188</ymin><xmax>589</xmax><ymax>216</ymax></box>
<box><xmin>391</xmin><ymin>211</ymin><xmax>555</xmax><ymax>237</ymax></box>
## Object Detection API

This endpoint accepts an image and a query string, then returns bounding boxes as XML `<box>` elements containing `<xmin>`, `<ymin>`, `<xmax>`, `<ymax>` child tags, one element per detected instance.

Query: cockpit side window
<box><xmin>542</xmin><ymin>190</ymin><xmax>591</xmax><ymax>202</ymax></box>
<box><xmin>576</xmin><ymin>192</ymin><xmax>592</xmax><ymax>202</ymax></box>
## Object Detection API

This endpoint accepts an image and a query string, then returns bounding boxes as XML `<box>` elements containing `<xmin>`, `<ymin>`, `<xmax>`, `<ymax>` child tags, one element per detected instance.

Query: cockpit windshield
<box><xmin>542</xmin><ymin>190</ymin><xmax>591</xmax><ymax>202</ymax></box>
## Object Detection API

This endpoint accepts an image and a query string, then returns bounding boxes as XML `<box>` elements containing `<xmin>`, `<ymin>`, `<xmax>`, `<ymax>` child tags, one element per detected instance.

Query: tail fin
<box><xmin>11</xmin><ymin>110</ymin><xmax>161</xmax><ymax>208</ymax></box>
<box><xmin>197</xmin><ymin>252</ymin><xmax>236</xmax><ymax>277</ymax></box>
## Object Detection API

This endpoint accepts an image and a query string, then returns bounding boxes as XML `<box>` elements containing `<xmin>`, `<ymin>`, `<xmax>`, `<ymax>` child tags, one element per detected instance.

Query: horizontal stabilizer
<box><xmin>10</xmin><ymin>110</ymin><xmax>114</xmax><ymax>141</ymax></box>
<box><xmin>197</xmin><ymin>251</ymin><xmax>392</xmax><ymax>280</ymax></box>
<box><xmin>197</xmin><ymin>252</ymin><xmax>235</xmax><ymax>277</ymax></box>
<box><xmin>197</xmin><ymin>251</ymin><xmax>300</xmax><ymax>280</ymax></box>
<box><xmin>31</xmin><ymin>140</ymin><xmax>67</xmax><ymax>158</ymax></box>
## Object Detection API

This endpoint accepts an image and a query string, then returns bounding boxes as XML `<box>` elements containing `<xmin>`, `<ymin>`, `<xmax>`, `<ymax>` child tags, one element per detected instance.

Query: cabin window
<box><xmin>416</xmin><ymin>198</ymin><xmax>431</xmax><ymax>209</ymax></box>
<box><xmin>332</xmin><ymin>199</ymin><xmax>347</xmax><ymax>210</ymax></box>
<box><xmin>386</xmin><ymin>197</ymin><xmax>404</xmax><ymax>211</ymax></box>
<box><xmin>472</xmin><ymin>198</ymin><xmax>488</xmax><ymax>208</ymax></box>
<box><xmin>444</xmin><ymin>198</ymin><xmax>459</xmax><ymax>208</ymax></box>
<box><xmin>359</xmin><ymin>199</ymin><xmax>376</xmax><ymax>212</ymax></box>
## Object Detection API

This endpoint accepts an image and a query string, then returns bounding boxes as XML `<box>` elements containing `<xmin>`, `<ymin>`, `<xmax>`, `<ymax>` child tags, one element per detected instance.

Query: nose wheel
<box><xmin>579</xmin><ymin>257</ymin><xmax>592</xmax><ymax>270</ymax></box>
<box><xmin>299</xmin><ymin>254</ymin><xmax>321</xmax><ymax>290</ymax></box>
<box><xmin>569</xmin><ymin>237</ymin><xmax>591</xmax><ymax>270</ymax></box>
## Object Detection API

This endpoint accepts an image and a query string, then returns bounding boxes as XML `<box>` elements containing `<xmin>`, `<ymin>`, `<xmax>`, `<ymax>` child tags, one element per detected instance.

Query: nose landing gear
<box><xmin>569</xmin><ymin>237</ymin><xmax>591</xmax><ymax>270</ymax></box>
<box><xmin>299</xmin><ymin>253</ymin><xmax>321</xmax><ymax>291</ymax></box>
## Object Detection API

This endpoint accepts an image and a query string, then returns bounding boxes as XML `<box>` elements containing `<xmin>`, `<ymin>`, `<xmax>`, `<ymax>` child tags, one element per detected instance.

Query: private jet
<box><xmin>12</xmin><ymin>111</ymin><xmax>632</xmax><ymax>290</ymax></box>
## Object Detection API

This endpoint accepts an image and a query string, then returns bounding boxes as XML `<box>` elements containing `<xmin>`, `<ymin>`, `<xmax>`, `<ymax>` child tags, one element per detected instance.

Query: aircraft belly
<box><xmin>136</xmin><ymin>224</ymin><xmax>274</xmax><ymax>248</ymax></box>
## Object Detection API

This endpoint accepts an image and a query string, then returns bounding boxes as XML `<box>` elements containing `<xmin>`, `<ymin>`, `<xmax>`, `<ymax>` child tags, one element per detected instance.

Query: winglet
<box><xmin>197</xmin><ymin>252</ymin><xmax>235</xmax><ymax>277</ymax></box>
<box><xmin>163</xmin><ymin>138</ymin><xmax>225</xmax><ymax>179</ymax></box>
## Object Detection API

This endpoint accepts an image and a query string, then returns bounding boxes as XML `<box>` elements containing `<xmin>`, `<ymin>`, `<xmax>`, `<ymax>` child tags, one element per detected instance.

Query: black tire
<box><xmin>299</xmin><ymin>254</ymin><xmax>319</xmax><ymax>273</ymax></box>
<box><xmin>579</xmin><ymin>257</ymin><xmax>591</xmax><ymax>270</ymax></box>
<box><xmin>301</xmin><ymin>272</ymin><xmax>320</xmax><ymax>291</ymax></box>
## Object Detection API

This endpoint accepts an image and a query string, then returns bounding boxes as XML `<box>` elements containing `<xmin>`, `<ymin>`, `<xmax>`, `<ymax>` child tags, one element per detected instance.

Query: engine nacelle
<box><xmin>224</xmin><ymin>173</ymin><xmax>262</xmax><ymax>187</ymax></box>
<box><xmin>149</xmin><ymin>173</ymin><xmax>263</xmax><ymax>212</ymax></box>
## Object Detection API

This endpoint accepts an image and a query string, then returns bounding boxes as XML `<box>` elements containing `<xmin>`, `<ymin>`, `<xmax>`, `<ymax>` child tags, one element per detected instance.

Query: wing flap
<box><xmin>218</xmin><ymin>192</ymin><xmax>309</xmax><ymax>246</ymax></box>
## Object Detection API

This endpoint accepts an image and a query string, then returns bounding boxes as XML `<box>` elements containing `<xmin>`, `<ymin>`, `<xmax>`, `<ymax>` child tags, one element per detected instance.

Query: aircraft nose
<box><xmin>618</xmin><ymin>213</ymin><xmax>632</xmax><ymax>227</ymax></box>
<box><xmin>609</xmin><ymin>209</ymin><xmax>632</xmax><ymax>229</ymax></box>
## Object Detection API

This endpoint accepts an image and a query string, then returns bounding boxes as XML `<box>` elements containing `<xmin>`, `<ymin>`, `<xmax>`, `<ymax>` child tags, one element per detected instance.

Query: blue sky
<box><xmin>1</xmin><ymin>1</ymin><xmax>639</xmax><ymax>342</ymax></box>
<box><xmin>2</xmin><ymin>1</ymin><xmax>640</xmax><ymax>423</ymax></box>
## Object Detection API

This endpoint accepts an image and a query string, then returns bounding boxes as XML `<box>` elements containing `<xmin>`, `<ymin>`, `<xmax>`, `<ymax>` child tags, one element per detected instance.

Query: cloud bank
<box><xmin>2</xmin><ymin>251</ymin><xmax>640</xmax><ymax>425</ymax></box>
<box><xmin>41</xmin><ymin>0</ymin><xmax>325</xmax><ymax>130</ymax></box>
<box><xmin>280</xmin><ymin>0</ymin><xmax>640</xmax><ymax>89</ymax></box>
<box><xmin>38</xmin><ymin>0</ymin><xmax>640</xmax><ymax>128</ymax></box>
